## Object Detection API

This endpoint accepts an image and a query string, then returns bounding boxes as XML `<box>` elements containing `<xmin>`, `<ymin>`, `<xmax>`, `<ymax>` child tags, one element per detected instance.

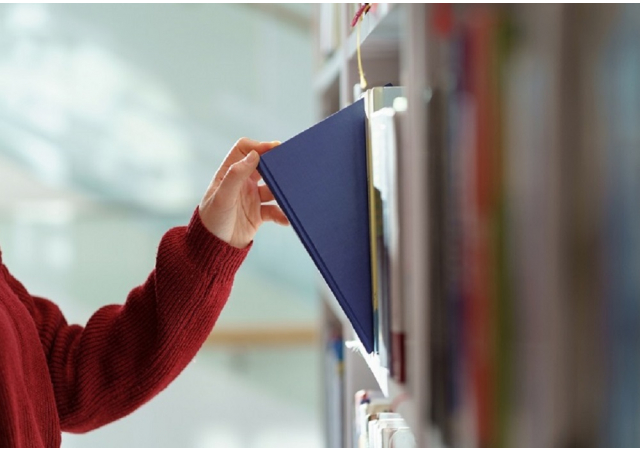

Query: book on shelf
<box><xmin>427</xmin><ymin>6</ymin><xmax>514</xmax><ymax>446</ymax></box>
<box><xmin>389</xmin><ymin>106</ymin><xmax>408</xmax><ymax>385</ymax></box>
<box><xmin>598</xmin><ymin>5</ymin><xmax>640</xmax><ymax>446</ymax></box>
<box><xmin>419</xmin><ymin>3</ymin><xmax>640</xmax><ymax>447</ymax></box>
<box><xmin>311</xmin><ymin>3</ymin><xmax>640</xmax><ymax>448</ymax></box>
<box><xmin>367</xmin><ymin>412</ymin><xmax>416</xmax><ymax>448</ymax></box>
<box><xmin>323</xmin><ymin>305</ymin><xmax>345</xmax><ymax>448</ymax></box>
<box><xmin>258</xmin><ymin>85</ymin><xmax>407</xmax><ymax>361</ymax></box>
<box><xmin>257</xmin><ymin>98</ymin><xmax>375</xmax><ymax>353</ymax></box>
<box><xmin>354</xmin><ymin>389</ymin><xmax>392</xmax><ymax>448</ymax></box>
<box><xmin>364</xmin><ymin>86</ymin><xmax>405</xmax><ymax>373</ymax></box>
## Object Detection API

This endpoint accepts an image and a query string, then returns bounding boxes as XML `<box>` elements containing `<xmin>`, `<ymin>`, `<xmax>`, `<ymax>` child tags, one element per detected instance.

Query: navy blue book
<box><xmin>257</xmin><ymin>99</ymin><xmax>374</xmax><ymax>353</ymax></box>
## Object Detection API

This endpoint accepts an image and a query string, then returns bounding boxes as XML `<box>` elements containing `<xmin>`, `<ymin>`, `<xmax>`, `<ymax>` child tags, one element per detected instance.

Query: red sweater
<box><xmin>0</xmin><ymin>208</ymin><xmax>250</xmax><ymax>447</ymax></box>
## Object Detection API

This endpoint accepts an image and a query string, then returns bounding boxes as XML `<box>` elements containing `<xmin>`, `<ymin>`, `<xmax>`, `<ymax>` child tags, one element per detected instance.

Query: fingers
<box><xmin>210</xmin><ymin>140</ymin><xmax>267</xmax><ymax>190</ymax></box>
<box><xmin>261</xmin><ymin>205</ymin><xmax>289</xmax><ymax>226</ymax></box>
<box><xmin>208</xmin><ymin>138</ymin><xmax>279</xmax><ymax>196</ymax></box>
<box><xmin>225</xmin><ymin>138</ymin><xmax>279</xmax><ymax>168</ymax></box>
<box><xmin>250</xmin><ymin>169</ymin><xmax>263</xmax><ymax>183</ymax></box>
<box><xmin>230</xmin><ymin>138</ymin><xmax>273</xmax><ymax>160</ymax></box>
<box><xmin>259</xmin><ymin>184</ymin><xmax>275</xmax><ymax>203</ymax></box>
<box><xmin>216</xmin><ymin>150</ymin><xmax>260</xmax><ymax>203</ymax></box>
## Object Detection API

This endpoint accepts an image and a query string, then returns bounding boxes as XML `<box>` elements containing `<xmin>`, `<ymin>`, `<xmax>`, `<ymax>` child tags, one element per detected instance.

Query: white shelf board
<box><xmin>345</xmin><ymin>337</ymin><xmax>421</xmax><ymax>443</ymax></box>
<box><xmin>318</xmin><ymin>275</ymin><xmax>409</xmax><ymax>403</ymax></box>
<box><xmin>319</xmin><ymin>280</ymin><xmax>405</xmax><ymax>397</ymax></box>
<box><xmin>313</xmin><ymin>3</ymin><xmax>399</xmax><ymax>94</ymax></box>
<box><xmin>345</xmin><ymin>338</ymin><xmax>406</xmax><ymax>402</ymax></box>
<box><xmin>345</xmin><ymin>4</ymin><xmax>397</xmax><ymax>60</ymax></box>
<box><xmin>346</xmin><ymin>338</ymin><xmax>389</xmax><ymax>396</ymax></box>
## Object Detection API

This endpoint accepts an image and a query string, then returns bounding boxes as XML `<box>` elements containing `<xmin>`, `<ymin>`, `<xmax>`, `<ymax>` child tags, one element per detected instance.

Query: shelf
<box><xmin>313</xmin><ymin>3</ymin><xmax>399</xmax><ymax>94</ymax></box>
<box><xmin>345</xmin><ymin>337</ymin><xmax>421</xmax><ymax>447</ymax></box>
<box><xmin>319</xmin><ymin>280</ymin><xmax>406</xmax><ymax>401</ymax></box>
<box><xmin>345</xmin><ymin>338</ymin><xmax>402</xmax><ymax>399</ymax></box>
<box><xmin>315</xmin><ymin>4</ymin><xmax>636</xmax><ymax>447</ymax></box>
<box><xmin>314</xmin><ymin>4</ymin><xmax>423</xmax><ymax>446</ymax></box>
<box><xmin>345</xmin><ymin>4</ymin><xmax>397</xmax><ymax>60</ymax></box>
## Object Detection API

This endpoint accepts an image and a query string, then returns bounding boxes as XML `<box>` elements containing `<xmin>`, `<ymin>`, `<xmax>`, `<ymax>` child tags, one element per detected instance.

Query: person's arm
<box><xmin>8</xmin><ymin>208</ymin><xmax>247</xmax><ymax>432</ymax></box>
<box><xmin>14</xmin><ymin>138</ymin><xmax>288</xmax><ymax>432</ymax></box>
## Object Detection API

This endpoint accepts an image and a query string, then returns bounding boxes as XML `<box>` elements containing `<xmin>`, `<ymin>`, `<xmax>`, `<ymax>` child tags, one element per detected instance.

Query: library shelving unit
<box><xmin>314</xmin><ymin>3</ymin><xmax>640</xmax><ymax>448</ymax></box>
<box><xmin>313</xmin><ymin>4</ymin><xmax>432</xmax><ymax>448</ymax></box>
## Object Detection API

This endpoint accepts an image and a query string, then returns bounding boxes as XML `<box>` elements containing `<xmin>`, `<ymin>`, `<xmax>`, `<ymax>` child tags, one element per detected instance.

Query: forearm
<box><xmin>45</xmin><ymin>208</ymin><xmax>249</xmax><ymax>432</ymax></box>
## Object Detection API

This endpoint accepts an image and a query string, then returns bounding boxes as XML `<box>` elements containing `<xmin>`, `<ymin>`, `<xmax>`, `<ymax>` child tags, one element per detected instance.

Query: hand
<box><xmin>198</xmin><ymin>138</ymin><xmax>289</xmax><ymax>249</ymax></box>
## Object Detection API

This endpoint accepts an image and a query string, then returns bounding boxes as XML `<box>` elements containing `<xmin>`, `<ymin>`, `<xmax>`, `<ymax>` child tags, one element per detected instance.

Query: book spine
<box><xmin>365</xmin><ymin>90</ymin><xmax>382</xmax><ymax>360</ymax></box>
<box><xmin>389</xmin><ymin>109</ymin><xmax>406</xmax><ymax>384</ymax></box>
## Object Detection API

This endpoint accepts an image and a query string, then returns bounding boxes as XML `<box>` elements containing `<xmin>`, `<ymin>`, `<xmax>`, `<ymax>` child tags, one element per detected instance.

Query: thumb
<box><xmin>217</xmin><ymin>150</ymin><xmax>259</xmax><ymax>200</ymax></box>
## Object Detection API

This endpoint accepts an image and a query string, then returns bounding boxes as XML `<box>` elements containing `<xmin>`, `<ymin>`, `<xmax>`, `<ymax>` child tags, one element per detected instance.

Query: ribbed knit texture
<box><xmin>0</xmin><ymin>207</ymin><xmax>250</xmax><ymax>447</ymax></box>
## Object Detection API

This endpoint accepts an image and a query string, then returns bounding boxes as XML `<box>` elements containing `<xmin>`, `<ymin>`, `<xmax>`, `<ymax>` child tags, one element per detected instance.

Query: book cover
<box><xmin>257</xmin><ymin>99</ymin><xmax>375</xmax><ymax>353</ymax></box>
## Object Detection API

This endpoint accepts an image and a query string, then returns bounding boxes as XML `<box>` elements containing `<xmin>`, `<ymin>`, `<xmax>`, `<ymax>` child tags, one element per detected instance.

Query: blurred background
<box><xmin>0</xmin><ymin>3</ymin><xmax>323</xmax><ymax>447</ymax></box>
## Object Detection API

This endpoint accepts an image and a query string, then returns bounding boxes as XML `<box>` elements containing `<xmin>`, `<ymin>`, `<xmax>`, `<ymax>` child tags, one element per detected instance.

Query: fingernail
<box><xmin>271</xmin><ymin>140</ymin><xmax>281</xmax><ymax>146</ymax></box>
<box><xmin>245</xmin><ymin>150</ymin><xmax>258</xmax><ymax>164</ymax></box>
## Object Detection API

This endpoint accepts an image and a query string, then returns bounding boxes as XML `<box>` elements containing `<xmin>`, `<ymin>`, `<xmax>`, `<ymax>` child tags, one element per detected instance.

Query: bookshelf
<box><xmin>313</xmin><ymin>4</ymin><xmax>398</xmax><ymax>95</ymax></box>
<box><xmin>315</xmin><ymin>3</ymin><xmax>640</xmax><ymax>448</ymax></box>
<box><xmin>314</xmin><ymin>4</ymin><xmax>429</xmax><ymax>448</ymax></box>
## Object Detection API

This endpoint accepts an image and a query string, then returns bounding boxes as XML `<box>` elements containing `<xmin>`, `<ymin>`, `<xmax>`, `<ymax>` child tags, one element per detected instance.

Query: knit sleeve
<box><xmin>25</xmin><ymin>207</ymin><xmax>251</xmax><ymax>432</ymax></box>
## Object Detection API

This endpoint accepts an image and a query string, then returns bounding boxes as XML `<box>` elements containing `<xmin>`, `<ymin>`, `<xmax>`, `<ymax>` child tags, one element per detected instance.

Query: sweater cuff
<box><xmin>185</xmin><ymin>207</ymin><xmax>252</xmax><ymax>279</ymax></box>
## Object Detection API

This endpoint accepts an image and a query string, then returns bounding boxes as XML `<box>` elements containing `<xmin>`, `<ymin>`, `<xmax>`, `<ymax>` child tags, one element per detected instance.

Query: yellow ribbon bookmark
<box><xmin>353</xmin><ymin>3</ymin><xmax>371</xmax><ymax>90</ymax></box>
